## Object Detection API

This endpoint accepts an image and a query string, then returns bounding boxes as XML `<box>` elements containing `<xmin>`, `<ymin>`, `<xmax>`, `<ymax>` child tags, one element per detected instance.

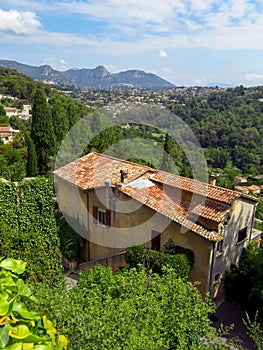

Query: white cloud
<box><xmin>159</xmin><ymin>50</ymin><xmax>168</xmax><ymax>58</ymax></box>
<box><xmin>59</xmin><ymin>59</ymin><xmax>68</xmax><ymax>70</ymax></box>
<box><xmin>0</xmin><ymin>9</ymin><xmax>41</xmax><ymax>34</ymax></box>
<box><xmin>245</xmin><ymin>73</ymin><xmax>263</xmax><ymax>81</ymax></box>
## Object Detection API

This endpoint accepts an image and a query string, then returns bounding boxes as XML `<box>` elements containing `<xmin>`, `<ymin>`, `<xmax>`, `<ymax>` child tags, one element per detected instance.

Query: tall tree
<box><xmin>51</xmin><ymin>99</ymin><xmax>69</xmax><ymax>146</ymax></box>
<box><xmin>30</xmin><ymin>88</ymin><xmax>56</xmax><ymax>175</ymax></box>
<box><xmin>161</xmin><ymin>132</ymin><xmax>174</xmax><ymax>172</ymax></box>
<box><xmin>26</xmin><ymin>135</ymin><xmax>38</xmax><ymax>176</ymax></box>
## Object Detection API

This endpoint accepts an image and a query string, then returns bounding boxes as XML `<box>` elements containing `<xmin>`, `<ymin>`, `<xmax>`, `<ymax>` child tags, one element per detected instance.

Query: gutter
<box><xmin>208</xmin><ymin>242</ymin><xmax>216</xmax><ymax>296</ymax></box>
<box><xmin>249</xmin><ymin>201</ymin><xmax>258</xmax><ymax>242</ymax></box>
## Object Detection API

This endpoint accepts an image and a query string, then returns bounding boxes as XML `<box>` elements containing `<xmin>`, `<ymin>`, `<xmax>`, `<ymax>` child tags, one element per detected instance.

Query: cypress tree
<box><xmin>51</xmin><ymin>99</ymin><xmax>69</xmax><ymax>145</ymax></box>
<box><xmin>161</xmin><ymin>132</ymin><xmax>174</xmax><ymax>172</ymax></box>
<box><xmin>30</xmin><ymin>88</ymin><xmax>56</xmax><ymax>175</ymax></box>
<box><xmin>26</xmin><ymin>135</ymin><xmax>38</xmax><ymax>177</ymax></box>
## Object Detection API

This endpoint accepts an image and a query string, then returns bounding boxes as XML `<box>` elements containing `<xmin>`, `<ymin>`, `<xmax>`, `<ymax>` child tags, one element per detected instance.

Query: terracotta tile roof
<box><xmin>54</xmin><ymin>152</ymin><xmax>151</xmax><ymax>189</ymax></box>
<box><xmin>0</xmin><ymin>126</ymin><xmax>11</xmax><ymax>132</ymax></box>
<box><xmin>0</xmin><ymin>126</ymin><xmax>11</xmax><ymax>138</ymax></box>
<box><xmin>54</xmin><ymin>152</ymin><xmax>257</xmax><ymax>241</ymax></box>
<box><xmin>150</xmin><ymin>171</ymin><xmax>240</xmax><ymax>205</ymax></box>
<box><xmin>187</xmin><ymin>200</ymin><xmax>229</xmax><ymax>223</ymax></box>
<box><xmin>120</xmin><ymin>182</ymin><xmax>222</xmax><ymax>242</ymax></box>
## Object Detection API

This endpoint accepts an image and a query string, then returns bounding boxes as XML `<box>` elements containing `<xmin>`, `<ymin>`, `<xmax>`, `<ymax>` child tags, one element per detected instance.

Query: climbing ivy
<box><xmin>0</xmin><ymin>178</ymin><xmax>63</xmax><ymax>286</ymax></box>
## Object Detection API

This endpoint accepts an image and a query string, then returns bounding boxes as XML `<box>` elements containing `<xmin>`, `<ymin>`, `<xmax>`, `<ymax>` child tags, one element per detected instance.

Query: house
<box><xmin>235</xmin><ymin>185</ymin><xmax>261</xmax><ymax>195</ymax></box>
<box><xmin>54</xmin><ymin>152</ymin><xmax>259</xmax><ymax>304</ymax></box>
<box><xmin>4</xmin><ymin>105</ymin><xmax>31</xmax><ymax>120</ymax></box>
<box><xmin>0</xmin><ymin>125</ymin><xmax>19</xmax><ymax>144</ymax></box>
<box><xmin>235</xmin><ymin>176</ymin><xmax>248</xmax><ymax>183</ymax></box>
<box><xmin>4</xmin><ymin>107</ymin><xmax>18</xmax><ymax>118</ymax></box>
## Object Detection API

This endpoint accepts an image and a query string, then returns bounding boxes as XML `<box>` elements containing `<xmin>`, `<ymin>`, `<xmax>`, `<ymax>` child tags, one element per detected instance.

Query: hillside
<box><xmin>0</xmin><ymin>60</ymin><xmax>175</xmax><ymax>90</ymax></box>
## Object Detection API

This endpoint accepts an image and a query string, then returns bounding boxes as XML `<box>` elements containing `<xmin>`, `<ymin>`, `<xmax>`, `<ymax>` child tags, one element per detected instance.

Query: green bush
<box><xmin>164</xmin><ymin>238</ymin><xmax>195</xmax><ymax>268</ymax></box>
<box><xmin>125</xmin><ymin>246</ymin><xmax>190</xmax><ymax>279</ymax></box>
<box><xmin>0</xmin><ymin>257</ymin><xmax>68</xmax><ymax>349</ymax></box>
<box><xmin>56</xmin><ymin>213</ymin><xmax>82</xmax><ymax>261</ymax></box>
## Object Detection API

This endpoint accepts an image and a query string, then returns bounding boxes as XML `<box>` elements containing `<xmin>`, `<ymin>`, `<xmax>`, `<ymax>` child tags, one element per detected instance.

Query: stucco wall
<box><xmin>86</xmin><ymin>186</ymin><xmax>212</xmax><ymax>295</ymax></box>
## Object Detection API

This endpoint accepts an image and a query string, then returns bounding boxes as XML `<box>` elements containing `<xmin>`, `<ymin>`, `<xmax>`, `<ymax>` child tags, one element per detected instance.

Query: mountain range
<box><xmin>0</xmin><ymin>59</ymin><xmax>175</xmax><ymax>90</ymax></box>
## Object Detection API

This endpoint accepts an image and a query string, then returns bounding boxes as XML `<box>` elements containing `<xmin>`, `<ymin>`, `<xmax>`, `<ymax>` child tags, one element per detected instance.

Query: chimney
<box><xmin>120</xmin><ymin>169</ymin><xmax>128</xmax><ymax>183</ymax></box>
<box><xmin>210</xmin><ymin>174</ymin><xmax>217</xmax><ymax>186</ymax></box>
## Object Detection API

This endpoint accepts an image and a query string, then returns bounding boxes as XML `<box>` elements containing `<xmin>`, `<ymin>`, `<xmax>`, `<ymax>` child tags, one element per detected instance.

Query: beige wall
<box><xmin>57</xmin><ymin>182</ymin><xmax>213</xmax><ymax>295</ymax></box>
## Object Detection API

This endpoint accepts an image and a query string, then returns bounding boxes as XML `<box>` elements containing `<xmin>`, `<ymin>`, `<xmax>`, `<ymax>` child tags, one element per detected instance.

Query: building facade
<box><xmin>54</xmin><ymin>152</ymin><xmax>258</xmax><ymax>303</ymax></box>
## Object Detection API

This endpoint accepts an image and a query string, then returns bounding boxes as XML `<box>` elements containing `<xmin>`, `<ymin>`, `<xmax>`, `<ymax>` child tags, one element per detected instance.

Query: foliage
<box><xmin>34</xmin><ymin>265</ymin><xmax>229</xmax><ymax>350</ymax></box>
<box><xmin>56</xmin><ymin>214</ymin><xmax>82</xmax><ymax>261</ymax></box>
<box><xmin>0</xmin><ymin>144</ymin><xmax>27</xmax><ymax>181</ymax></box>
<box><xmin>0</xmin><ymin>66</ymin><xmax>36</xmax><ymax>101</ymax></box>
<box><xmin>168</xmin><ymin>87</ymin><xmax>263</xmax><ymax>174</ymax></box>
<box><xmin>164</xmin><ymin>238</ymin><xmax>195</xmax><ymax>268</ymax></box>
<box><xmin>225</xmin><ymin>243</ymin><xmax>263</xmax><ymax>316</ymax></box>
<box><xmin>256</xmin><ymin>198</ymin><xmax>263</xmax><ymax>221</ymax></box>
<box><xmin>161</xmin><ymin>132</ymin><xmax>175</xmax><ymax>172</ymax></box>
<box><xmin>125</xmin><ymin>245</ymin><xmax>190</xmax><ymax>278</ymax></box>
<box><xmin>0</xmin><ymin>257</ymin><xmax>68</xmax><ymax>349</ymax></box>
<box><xmin>0</xmin><ymin>103</ymin><xmax>6</xmax><ymax>117</ymax></box>
<box><xmin>243</xmin><ymin>312</ymin><xmax>263</xmax><ymax>350</ymax></box>
<box><xmin>49</xmin><ymin>93</ymin><xmax>69</xmax><ymax>146</ymax></box>
<box><xmin>31</xmin><ymin>88</ymin><xmax>56</xmax><ymax>175</ymax></box>
<box><xmin>0</xmin><ymin>178</ymin><xmax>63</xmax><ymax>286</ymax></box>
<box><xmin>0</xmin><ymin>116</ymin><xmax>8</xmax><ymax>126</ymax></box>
<box><xmin>26</xmin><ymin>135</ymin><xmax>38</xmax><ymax>176</ymax></box>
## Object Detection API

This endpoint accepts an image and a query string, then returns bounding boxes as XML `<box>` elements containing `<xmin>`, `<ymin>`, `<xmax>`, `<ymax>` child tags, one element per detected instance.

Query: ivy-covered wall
<box><xmin>0</xmin><ymin>178</ymin><xmax>63</xmax><ymax>285</ymax></box>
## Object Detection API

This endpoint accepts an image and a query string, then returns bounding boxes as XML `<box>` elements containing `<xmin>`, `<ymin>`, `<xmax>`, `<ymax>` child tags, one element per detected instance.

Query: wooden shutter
<box><xmin>106</xmin><ymin>209</ymin><xmax>111</xmax><ymax>227</ymax></box>
<box><xmin>93</xmin><ymin>206</ymin><xmax>98</xmax><ymax>223</ymax></box>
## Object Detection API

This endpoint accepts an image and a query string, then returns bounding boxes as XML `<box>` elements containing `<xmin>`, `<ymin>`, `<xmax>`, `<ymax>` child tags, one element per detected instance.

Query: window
<box><xmin>237</xmin><ymin>226</ymin><xmax>247</xmax><ymax>243</ymax></box>
<box><xmin>93</xmin><ymin>206</ymin><xmax>111</xmax><ymax>227</ymax></box>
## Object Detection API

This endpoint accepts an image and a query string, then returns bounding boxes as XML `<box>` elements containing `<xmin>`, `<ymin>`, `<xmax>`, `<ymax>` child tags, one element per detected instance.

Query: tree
<box><xmin>0</xmin><ymin>102</ymin><xmax>6</xmax><ymax>117</ymax></box>
<box><xmin>30</xmin><ymin>88</ymin><xmax>56</xmax><ymax>175</ymax></box>
<box><xmin>26</xmin><ymin>134</ymin><xmax>38</xmax><ymax>176</ymax></box>
<box><xmin>161</xmin><ymin>132</ymin><xmax>174</xmax><ymax>172</ymax></box>
<box><xmin>50</xmin><ymin>98</ymin><xmax>69</xmax><ymax>146</ymax></box>
<box><xmin>34</xmin><ymin>265</ymin><xmax>231</xmax><ymax>350</ymax></box>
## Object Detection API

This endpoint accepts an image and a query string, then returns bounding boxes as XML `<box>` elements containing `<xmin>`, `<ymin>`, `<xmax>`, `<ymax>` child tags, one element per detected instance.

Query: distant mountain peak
<box><xmin>0</xmin><ymin>59</ymin><xmax>175</xmax><ymax>90</ymax></box>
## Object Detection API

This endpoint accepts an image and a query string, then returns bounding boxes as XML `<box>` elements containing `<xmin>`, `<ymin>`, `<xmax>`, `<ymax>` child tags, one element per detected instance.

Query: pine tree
<box><xmin>30</xmin><ymin>88</ymin><xmax>56</xmax><ymax>175</ymax></box>
<box><xmin>26</xmin><ymin>135</ymin><xmax>38</xmax><ymax>177</ymax></box>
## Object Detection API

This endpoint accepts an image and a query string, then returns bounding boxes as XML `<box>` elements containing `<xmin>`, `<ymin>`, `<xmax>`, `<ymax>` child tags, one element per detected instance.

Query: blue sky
<box><xmin>1</xmin><ymin>0</ymin><xmax>263</xmax><ymax>86</ymax></box>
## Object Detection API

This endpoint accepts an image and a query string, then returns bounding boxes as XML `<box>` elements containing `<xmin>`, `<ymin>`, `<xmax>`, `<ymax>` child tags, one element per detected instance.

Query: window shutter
<box><xmin>93</xmin><ymin>206</ymin><xmax>98</xmax><ymax>223</ymax></box>
<box><xmin>106</xmin><ymin>209</ymin><xmax>111</xmax><ymax>227</ymax></box>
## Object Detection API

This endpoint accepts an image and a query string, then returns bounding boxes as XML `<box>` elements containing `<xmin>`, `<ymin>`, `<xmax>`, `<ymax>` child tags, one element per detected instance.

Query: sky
<box><xmin>1</xmin><ymin>0</ymin><xmax>263</xmax><ymax>86</ymax></box>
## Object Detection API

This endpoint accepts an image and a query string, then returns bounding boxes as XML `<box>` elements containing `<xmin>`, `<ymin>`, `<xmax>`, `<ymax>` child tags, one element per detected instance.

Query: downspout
<box><xmin>208</xmin><ymin>242</ymin><xmax>216</xmax><ymax>297</ymax></box>
<box><xmin>86</xmin><ymin>191</ymin><xmax>90</xmax><ymax>261</ymax></box>
<box><xmin>248</xmin><ymin>202</ymin><xmax>258</xmax><ymax>242</ymax></box>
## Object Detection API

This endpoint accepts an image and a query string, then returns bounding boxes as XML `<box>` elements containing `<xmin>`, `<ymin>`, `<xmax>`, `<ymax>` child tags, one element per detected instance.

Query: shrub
<box><xmin>164</xmin><ymin>238</ymin><xmax>195</xmax><ymax>268</ymax></box>
<box><xmin>125</xmin><ymin>245</ymin><xmax>190</xmax><ymax>279</ymax></box>
<box><xmin>0</xmin><ymin>257</ymin><xmax>68</xmax><ymax>349</ymax></box>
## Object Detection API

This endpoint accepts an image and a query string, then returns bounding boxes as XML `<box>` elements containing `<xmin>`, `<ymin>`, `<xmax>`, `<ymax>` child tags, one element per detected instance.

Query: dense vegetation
<box><xmin>167</xmin><ymin>86</ymin><xmax>263</xmax><ymax>175</ymax></box>
<box><xmin>34</xmin><ymin>264</ymin><xmax>230</xmax><ymax>350</ymax></box>
<box><xmin>0</xmin><ymin>258</ymin><xmax>68</xmax><ymax>349</ymax></box>
<box><xmin>0</xmin><ymin>67</ymin><xmax>93</xmax><ymax>179</ymax></box>
<box><xmin>226</xmin><ymin>242</ymin><xmax>263</xmax><ymax>316</ymax></box>
<box><xmin>125</xmin><ymin>243</ymin><xmax>192</xmax><ymax>277</ymax></box>
<box><xmin>0</xmin><ymin>178</ymin><xmax>63</xmax><ymax>286</ymax></box>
